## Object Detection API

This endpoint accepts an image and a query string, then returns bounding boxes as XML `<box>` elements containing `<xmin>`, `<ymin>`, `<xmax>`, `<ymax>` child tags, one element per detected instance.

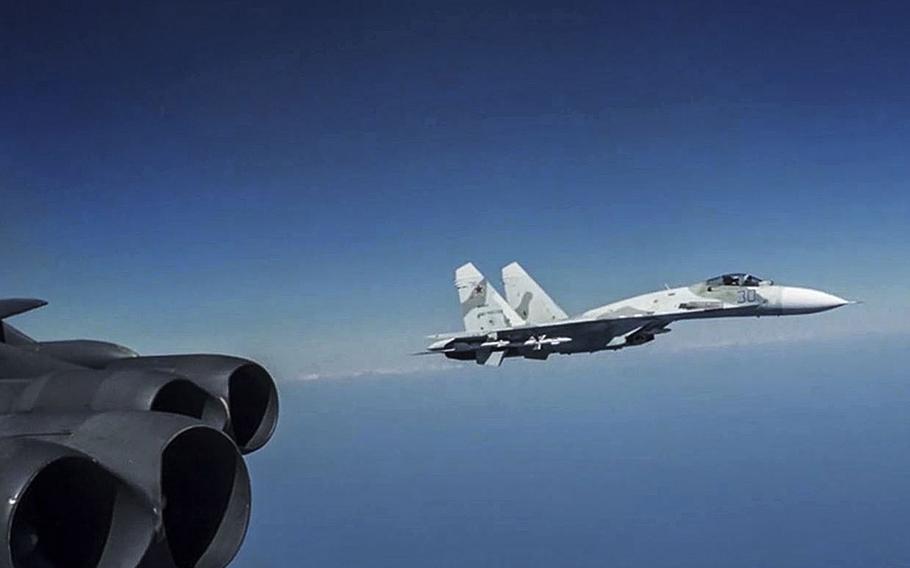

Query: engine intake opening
<box><xmin>152</xmin><ymin>379</ymin><xmax>226</xmax><ymax>427</ymax></box>
<box><xmin>11</xmin><ymin>458</ymin><xmax>116</xmax><ymax>568</ymax></box>
<box><xmin>161</xmin><ymin>428</ymin><xmax>248</xmax><ymax>568</ymax></box>
<box><xmin>228</xmin><ymin>364</ymin><xmax>278</xmax><ymax>452</ymax></box>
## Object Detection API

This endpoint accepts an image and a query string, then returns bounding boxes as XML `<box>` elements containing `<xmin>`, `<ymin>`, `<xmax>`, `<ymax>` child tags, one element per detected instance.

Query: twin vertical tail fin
<box><xmin>455</xmin><ymin>263</ymin><xmax>525</xmax><ymax>333</ymax></box>
<box><xmin>501</xmin><ymin>262</ymin><xmax>568</xmax><ymax>324</ymax></box>
<box><xmin>448</xmin><ymin>262</ymin><xmax>565</xmax><ymax>366</ymax></box>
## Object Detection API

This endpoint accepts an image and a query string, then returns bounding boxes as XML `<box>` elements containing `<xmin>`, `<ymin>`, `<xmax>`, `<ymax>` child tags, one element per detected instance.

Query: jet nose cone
<box><xmin>780</xmin><ymin>287</ymin><xmax>849</xmax><ymax>314</ymax></box>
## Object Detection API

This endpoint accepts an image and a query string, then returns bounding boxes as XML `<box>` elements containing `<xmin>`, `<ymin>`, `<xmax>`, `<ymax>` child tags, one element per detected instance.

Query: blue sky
<box><xmin>2</xmin><ymin>0</ymin><xmax>908</xmax><ymax>377</ymax></box>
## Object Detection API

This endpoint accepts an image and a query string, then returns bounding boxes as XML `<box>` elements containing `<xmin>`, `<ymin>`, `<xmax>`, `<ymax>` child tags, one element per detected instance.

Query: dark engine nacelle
<box><xmin>0</xmin><ymin>353</ymin><xmax>280</xmax><ymax>568</ymax></box>
<box><xmin>0</xmin><ymin>412</ymin><xmax>252</xmax><ymax>568</ymax></box>
<box><xmin>107</xmin><ymin>355</ymin><xmax>280</xmax><ymax>453</ymax></box>
<box><xmin>26</xmin><ymin>340</ymin><xmax>139</xmax><ymax>370</ymax></box>
<box><xmin>0</xmin><ymin>302</ymin><xmax>279</xmax><ymax>568</ymax></box>
<box><xmin>9</xmin><ymin>368</ymin><xmax>227</xmax><ymax>429</ymax></box>
<box><xmin>0</xmin><ymin>438</ymin><xmax>154</xmax><ymax>568</ymax></box>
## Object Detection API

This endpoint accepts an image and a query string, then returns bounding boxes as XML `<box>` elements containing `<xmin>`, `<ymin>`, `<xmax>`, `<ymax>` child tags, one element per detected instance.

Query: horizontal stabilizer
<box><xmin>477</xmin><ymin>350</ymin><xmax>505</xmax><ymax>367</ymax></box>
<box><xmin>0</xmin><ymin>298</ymin><xmax>47</xmax><ymax>320</ymax></box>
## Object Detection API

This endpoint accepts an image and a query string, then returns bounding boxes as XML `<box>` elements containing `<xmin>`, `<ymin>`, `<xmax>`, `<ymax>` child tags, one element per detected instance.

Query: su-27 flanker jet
<box><xmin>423</xmin><ymin>262</ymin><xmax>852</xmax><ymax>367</ymax></box>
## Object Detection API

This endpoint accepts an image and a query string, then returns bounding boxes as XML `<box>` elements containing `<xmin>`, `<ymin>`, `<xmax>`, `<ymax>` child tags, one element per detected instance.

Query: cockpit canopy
<box><xmin>706</xmin><ymin>273</ymin><xmax>770</xmax><ymax>287</ymax></box>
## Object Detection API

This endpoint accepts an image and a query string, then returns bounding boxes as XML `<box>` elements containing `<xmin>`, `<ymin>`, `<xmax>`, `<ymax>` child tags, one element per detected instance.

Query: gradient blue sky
<box><xmin>2</xmin><ymin>1</ymin><xmax>908</xmax><ymax>374</ymax></box>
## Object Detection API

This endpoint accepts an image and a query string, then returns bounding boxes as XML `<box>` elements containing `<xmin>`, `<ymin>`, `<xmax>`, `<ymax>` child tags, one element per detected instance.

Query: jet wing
<box><xmin>427</xmin><ymin>301</ymin><xmax>765</xmax><ymax>351</ymax></box>
<box><xmin>425</xmin><ymin>314</ymin><xmax>644</xmax><ymax>352</ymax></box>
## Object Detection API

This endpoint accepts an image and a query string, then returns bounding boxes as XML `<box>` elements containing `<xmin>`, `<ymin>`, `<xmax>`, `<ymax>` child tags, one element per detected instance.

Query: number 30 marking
<box><xmin>737</xmin><ymin>289</ymin><xmax>757</xmax><ymax>303</ymax></box>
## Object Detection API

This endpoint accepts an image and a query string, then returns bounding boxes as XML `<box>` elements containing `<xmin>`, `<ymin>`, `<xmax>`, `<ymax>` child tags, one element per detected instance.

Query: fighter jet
<box><xmin>424</xmin><ymin>262</ymin><xmax>851</xmax><ymax>366</ymax></box>
<box><xmin>0</xmin><ymin>298</ymin><xmax>278</xmax><ymax>568</ymax></box>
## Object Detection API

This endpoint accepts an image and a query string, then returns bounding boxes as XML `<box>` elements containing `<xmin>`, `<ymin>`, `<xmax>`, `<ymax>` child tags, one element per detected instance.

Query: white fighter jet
<box><xmin>423</xmin><ymin>262</ymin><xmax>851</xmax><ymax>366</ymax></box>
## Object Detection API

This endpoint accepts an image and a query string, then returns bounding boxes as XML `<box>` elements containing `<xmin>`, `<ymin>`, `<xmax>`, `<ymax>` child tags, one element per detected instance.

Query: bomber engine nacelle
<box><xmin>4</xmin><ymin>368</ymin><xmax>227</xmax><ymax>429</ymax></box>
<box><xmin>0</xmin><ymin>361</ymin><xmax>276</xmax><ymax>568</ymax></box>
<box><xmin>0</xmin><ymin>437</ymin><xmax>154</xmax><ymax>568</ymax></box>
<box><xmin>0</xmin><ymin>299</ymin><xmax>281</xmax><ymax>568</ymax></box>
<box><xmin>0</xmin><ymin>412</ymin><xmax>251</xmax><ymax>568</ymax></box>
<box><xmin>25</xmin><ymin>340</ymin><xmax>139</xmax><ymax>369</ymax></box>
<box><xmin>107</xmin><ymin>355</ymin><xmax>280</xmax><ymax>453</ymax></box>
<box><xmin>0</xmin><ymin>353</ymin><xmax>280</xmax><ymax>453</ymax></box>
